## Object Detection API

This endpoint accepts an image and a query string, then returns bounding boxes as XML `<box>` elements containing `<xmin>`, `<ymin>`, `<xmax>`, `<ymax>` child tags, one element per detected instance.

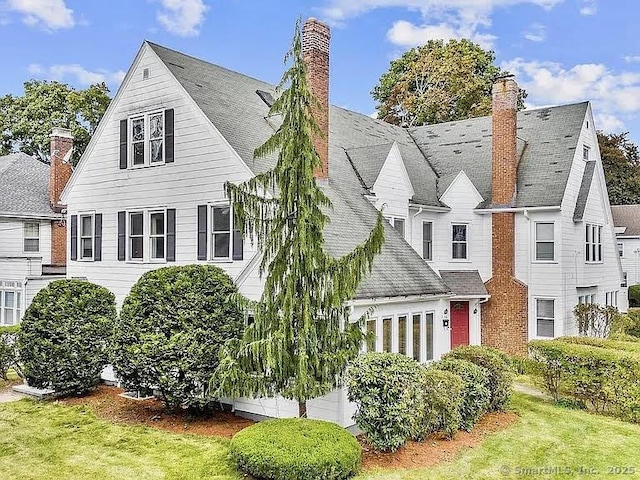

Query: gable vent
<box><xmin>256</xmin><ymin>89</ymin><xmax>274</xmax><ymax>107</ymax></box>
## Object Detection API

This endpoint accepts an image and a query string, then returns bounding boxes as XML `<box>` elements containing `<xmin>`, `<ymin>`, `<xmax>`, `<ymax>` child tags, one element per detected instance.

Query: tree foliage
<box><xmin>598</xmin><ymin>132</ymin><xmax>640</xmax><ymax>205</ymax></box>
<box><xmin>213</xmin><ymin>20</ymin><xmax>385</xmax><ymax>416</ymax></box>
<box><xmin>0</xmin><ymin>80</ymin><xmax>110</xmax><ymax>164</ymax></box>
<box><xmin>372</xmin><ymin>39</ymin><xmax>526</xmax><ymax>127</ymax></box>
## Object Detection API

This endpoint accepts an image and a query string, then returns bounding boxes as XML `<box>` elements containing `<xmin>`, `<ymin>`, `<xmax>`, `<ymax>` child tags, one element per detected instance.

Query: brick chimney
<box><xmin>49</xmin><ymin>127</ymin><xmax>73</xmax><ymax>267</ymax></box>
<box><xmin>481</xmin><ymin>76</ymin><xmax>529</xmax><ymax>357</ymax></box>
<box><xmin>302</xmin><ymin>17</ymin><xmax>330</xmax><ymax>181</ymax></box>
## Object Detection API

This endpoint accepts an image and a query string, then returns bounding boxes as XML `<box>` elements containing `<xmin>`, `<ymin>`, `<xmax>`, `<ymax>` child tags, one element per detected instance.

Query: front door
<box><xmin>450</xmin><ymin>301</ymin><xmax>470</xmax><ymax>348</ymax></box>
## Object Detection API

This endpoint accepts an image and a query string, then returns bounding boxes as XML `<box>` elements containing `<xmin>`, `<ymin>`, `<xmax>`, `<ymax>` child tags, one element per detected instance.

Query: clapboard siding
<box><xmin>371</xmin><ymin>143</ymin><xmax>413</xmax><ymax>220</ymax></box>
<box><xmin>619</xmin><ymin>237</ymin><xmax>640</xmax><ymax>286</ymax></box>
<box><xmin>0</xmin><ymin>218</ymin><xmax>51</xmax><ymax>266</ymax></box>
<box><xmin>65</xmin><ymin>44</ymin><xmax>257</xmax><ymax>306</ymax></box>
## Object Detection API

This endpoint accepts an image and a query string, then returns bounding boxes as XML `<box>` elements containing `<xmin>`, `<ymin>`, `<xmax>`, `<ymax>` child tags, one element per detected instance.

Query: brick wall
<box><xmin>50</xmin><ymin>220</ymin><xmax>67</xmax><ymax>266</ymax></box>
<box><xmin>302</xmin><ymin>18</ymin><xmax>330</xmax><ymax>181</ymax></box>
<box><xmin>483</xmin><ymin>77</ymin><xmax>529</xmax><ymax>357</ymax></box>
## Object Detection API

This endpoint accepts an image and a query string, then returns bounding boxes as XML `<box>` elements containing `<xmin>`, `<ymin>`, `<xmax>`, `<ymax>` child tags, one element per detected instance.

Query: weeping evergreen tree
<box><xmin>213</xmin><ymin>20</ymin><xmax>385</xmax><ymax>417</ymax></box>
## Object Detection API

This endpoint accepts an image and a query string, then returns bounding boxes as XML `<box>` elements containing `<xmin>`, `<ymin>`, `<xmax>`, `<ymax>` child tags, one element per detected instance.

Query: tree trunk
<box><xmin>298</xmin><ymin>401</ymin><xmax>307</xmax><ymax>418</ymax></box>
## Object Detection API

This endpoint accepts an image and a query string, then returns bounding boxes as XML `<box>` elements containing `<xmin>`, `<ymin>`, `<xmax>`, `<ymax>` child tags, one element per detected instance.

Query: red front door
<box><xmin>450</xmin><ymin>301</ymin><xmax>470</xmax><ymax>348</ymax></box>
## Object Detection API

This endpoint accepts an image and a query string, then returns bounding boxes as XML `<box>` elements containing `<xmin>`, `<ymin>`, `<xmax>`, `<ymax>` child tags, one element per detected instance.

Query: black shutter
<box><xmin>94</xmin><ymin>214</ymin><xmax>102</xmax><ymax>261</ymax></box>
<box><xmin>70</xmin><ymin>215</ymin><xmax>77</xmax><ymax>261</ymax></box>
<box><xmin>119</xmin><ymin>119</ymin><xmax>128</xmax><ymax>169</ymax></box>
<box><xmin>165</xmin><ymin>108</ymin><xmax>174</xmax><ymax>163</ymax></box>
<box><xmin>233</xmin><ymin>229</ymin><xmax>243</xmax><ymax>260</ymax></box>
<box><xmin>197</xmin><ymin>205</ymin><xmax>207</xmax><ymax>260</ymax></box>
<box><xmin>117</xmin><ymin>211</ymin><xmax>126</xmax><ymax>261</ymax></box>
<box><xmin>167</xmin><ymin>208</ymin><xmax>176</xmax><ymax>262</ymax></box>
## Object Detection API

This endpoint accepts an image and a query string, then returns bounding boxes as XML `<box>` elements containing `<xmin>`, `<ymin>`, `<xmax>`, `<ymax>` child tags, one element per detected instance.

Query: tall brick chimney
<box><xmin>49</xmin><ymin>127</ymin><xmax>73</xmax><ymax>266</ymax></box>
<box><xmin>481</xmin><ymin>76</ymin><xmax>529</xmax><ymax>357</ymax></box>
<box><xmin>302</xmin><ymin>17</ymin><xmax>330</xmax><ymax>181</ymax></box>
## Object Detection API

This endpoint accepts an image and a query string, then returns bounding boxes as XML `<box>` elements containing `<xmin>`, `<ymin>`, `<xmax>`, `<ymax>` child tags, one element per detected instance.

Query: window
<box><xmin>386</xmin><ymin>217</ymin><xmax>406</xmax><ymax>239</ymax></box>
<box><xmin>618</xmin><ymin>243</ymin><xmax>624</xmax><ymax>257</ymax></box>
<box><xmin>535</xmin><ymin>222</ymin><xmax>554</xmax><ymax>261</ymax></box>
<box><xmin>583</xmin><ymin>145</ymin><xmax>590</xmax><ymax>161</ymax></box>
<box><xmin>129</xmin><ymin>212</ymin><xmax>144</xmax><ymax>260</ymax></box>
<box><xmin>398</xmin><ymin>315</ymin><xmax>407</xmax><ymax>355</ymax></box>
<box><xmin>536</xmin><ymin>299</ymin><xmax>555</xmax><ymax>338</ymax></box>
<box><xmin>452</xmin><ymin>224</ymin><xmax>468</xmax><ymax>259</ymax></box>
<box><xmin>623</xmin><ymin>272</ymin><xmax>628</xmax><ymax>288</ymax></box>
<box><xmin>422</xmin><ymin>222</ymin><xmax>433</xmax><ymax>260</ymax></box>
<box><xmin>606</xmin><ymin>291</ymin><xmax>619</xmax><ymax>308</ymax></box>
<box><xmin>425</xmin><ymin>313</ymin><xmax>434</xmax><ymax>361</ymax></box>
<box><xmin>585</xmin><ymin>224</ymin><xmax>603</xmax><ymax>262</ymax></box>
<box><xmin>0</xmin><ymin>281</ymin><xmax>21</xmax><ymax>326</ymax></box>
<box><xmin>382</xmin><ymin>317</ymin><xmax>392</xmax><ymax>352</ymax></box>
<box><xmin>366</xmin><ymin>319</ymin><xmax>377</xmax><ymax>352</ymax></box>
<box><xmin>79</xmin><ymin>215</ymin><xmax>94</xmax><ymax>260</ymax></box>
<box><xmin>130</xmin><ymin>111</ymin><xmax>164</xmax><ymax>167</ymax></box>
<box><xmin>412</xmin><ymin>314</ymin><xmax>421</xmax><ymax>362</ymax></box>
<box><xmin>149</xmin><ymin>211</ymin><xmax>166</xmax><ymax>260</ymax></box>
<box><xmin>23</xmin><ymin>222</ymin><xmax>39</xmax><ymax>253</ymax></box>
<box><xmin>212</xmin><ymin>205</ymin><xmax>232</xmax><ymax>259</ymax></box>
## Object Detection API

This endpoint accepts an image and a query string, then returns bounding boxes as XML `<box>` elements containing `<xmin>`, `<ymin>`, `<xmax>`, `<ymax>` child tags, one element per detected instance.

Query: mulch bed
<box><xmin>59</xmin><ymin>385</ymin><xmax>519</xmax><ymax>470</ymax></box>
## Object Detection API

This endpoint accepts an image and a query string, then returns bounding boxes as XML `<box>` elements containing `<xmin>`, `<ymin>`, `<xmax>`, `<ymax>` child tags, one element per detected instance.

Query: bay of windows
<box><xmin>365</xmin><ymin>312</ymin><xmax>434</xmax><ymax>362</ymax></box>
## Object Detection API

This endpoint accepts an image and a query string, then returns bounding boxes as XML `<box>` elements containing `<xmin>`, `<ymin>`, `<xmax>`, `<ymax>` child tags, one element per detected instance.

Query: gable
<box><xmin>372</xmin><ymin>142</ymin><xmax>415</xmax><ymax>206</ymax></box>
<box><xmin>440</xmin><ymin>170</ymin><xmax>484</xmax><ymax>208</ymax></box>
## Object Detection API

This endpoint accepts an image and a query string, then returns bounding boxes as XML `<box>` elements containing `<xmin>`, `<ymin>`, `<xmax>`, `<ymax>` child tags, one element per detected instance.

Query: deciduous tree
<box><xmin>598</xmin><ymin>131</ymin><xmax>640</xmax><ymax>205</ymax></box>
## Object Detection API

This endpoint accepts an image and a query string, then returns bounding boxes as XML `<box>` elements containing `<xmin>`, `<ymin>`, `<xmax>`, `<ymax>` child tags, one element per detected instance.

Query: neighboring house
<box><xmin>60</xmin><ymin>19</ymin><xmax>624</xmax><ymax>424</ymax></box>
<box><xmin>0</xmin><ymin>128</ymin><xmax>72</xmax><ymax>324</ymax></box>
<box><xmin>611</xmin><ymin>205</ymin><xmax>640</xmax><ymax>287</ymax></box>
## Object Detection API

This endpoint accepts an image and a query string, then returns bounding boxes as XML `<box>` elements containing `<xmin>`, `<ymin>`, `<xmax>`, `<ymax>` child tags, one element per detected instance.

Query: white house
<box><xmin>0</xmin><ymin>129</ymin><xmax>73</xmax><ymax>324</ymax></box>
<box><xmin>60</xmin><ymin>18</ymin><xmax>624</xmax><ymax>425</ymax></box>
<box><xmin>611</xmin><ymin>205</ymin><xmax>640</xmax><ymax>288</ymax></box>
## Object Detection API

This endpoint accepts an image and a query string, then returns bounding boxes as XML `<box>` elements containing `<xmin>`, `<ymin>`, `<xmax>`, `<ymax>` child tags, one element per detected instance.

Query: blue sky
<box><xmin>1</xmin><ymin>0</ymin><xmax>639</xmax><ymax>143</ymax></box>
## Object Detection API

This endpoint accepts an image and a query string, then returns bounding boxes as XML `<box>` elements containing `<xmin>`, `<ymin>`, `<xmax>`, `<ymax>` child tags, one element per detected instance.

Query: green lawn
<box><xmin>1</xmin><ymin>393</ymin><xmax>639</xmax><ymax>479</ymax></box>
<box><xmin>0</xmin><ymin>401</ymin><xmax>239</xmax><ymax>480</ymax></box>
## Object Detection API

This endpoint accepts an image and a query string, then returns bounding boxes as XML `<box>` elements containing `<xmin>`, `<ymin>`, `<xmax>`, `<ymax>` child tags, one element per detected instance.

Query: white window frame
<box><xmin>128</xmin><ymin>110</ymin><xmax>165</xmax><ymax>168</ymax></box>
<box><xmin>535</xmin><ymin>298</ymin><xmax>555</xmax><ymax>338</ymax></box>
<box><xmin>623</xmin><ymin>272</ymin><xmax>628</xmax><ymax>287</ymax></box>
<box><xmin>451</xmin><ymin>223</ymin><xmax>469</xmax><ymax>260</ymax></box>
<box><xmin>211</xmin><ymin>203</ymin><xmax>233</xmax><ymax>261</ymax></box>
<box><xmin>422</xmin><ymin>221</ymin><xmax>433</xmax><ymax>261</ymax></box>
<box><xmin>0</xmin><ymin>281</ymin><xmax>22</xmax><ymax>326</ymax></box>
<box><xmin>534</xmin><ymin>222</ymin><xmax>555</xmax><ymax>262</ymax></box>
<box><xmin>23</xmin><ymin>222</ymin><xmax>40</xmax><ymax>253</ymax></box>
<box><xmin>149</xmin><ymin>210</ymin><xmax>167</xmax><ymax>262</ymax></box>
<box><xmin>396</xmin><ymin>313</ymin><xmax>409</xmax><ymax>356</ymax></box>
<box><xmin>618</xmin><ymin>242</ymin><xmax>624</xmax><ymax>258</ymax></box>
<box><xmin>585</xmin><ymin>224</ymin><xmax>603</xmax><ymax>263</ymax></box>
<box><xmin>127</xmin><ymin>211</ymin><xmax>145</xmax><ymax>262</ymax></box>
<box><xmin>78</xmin><ymin>213</ymin><xmax>95</xmax><ymax>261</ymax></box>
<box><xmin>126</xmin><ymin>209</ymin><xmax>169</xmax><ymax>263</ymax></box>
<box><xmin>583</xmin><ymin>145</ymin><xmax>590</xmax><ymax>161</ymax></box>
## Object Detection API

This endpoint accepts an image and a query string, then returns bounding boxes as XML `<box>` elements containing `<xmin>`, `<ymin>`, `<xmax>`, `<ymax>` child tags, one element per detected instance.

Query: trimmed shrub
<box><xmin>628</xmin><ymin>286</ymin><xmax>640</xmax><ymax>308</ymax></box>
<box><xmin>416</xmin><ymin>369</ymin><xmax>463</xmax><ymax>440</ymax></box>
<box><xmin>112</xmin><ymin>265</ymin><xmax>244</xmax><ymax>410</ymax></box>
<box><xmin>443</xmin><ymin>345</ymin><xmax>513</xmax><ymax>411</ymax></box>
<box><xmin>556</xmin><ymin>335</ymin><xmax>640</xmax><ymax>354</ymax></box>
<box><xmin>624</xmin><ymin>310</ymin><xmax>640</xmax><ymax>338</ymax></box>
<box><xmin>230</xmin><ymin>418</ymin><xmax>361</xmax><ymax>480</ymax></box>
<box><xmin>0</xmin><ymin>326</ymin><xmax>20</xmax><ymax>381</ymax></box>
<box><xmin>18</xmin><ymin>280</ymin><xmax>116</xmax><ymax>395</ymax></box>
<box><xmin>529</xmin><ymin>339</ymin><xmax>640</xmax><ymax>422</ymax></box>
<box><xmin>347</xmin><ymin>352</ymin><xmax>423</xmax><ymax>451</ymax></box>
<box><xmin>432</xmin><ymin>358</ymin><xmax>490</xmax><ymax>431</ymax></box>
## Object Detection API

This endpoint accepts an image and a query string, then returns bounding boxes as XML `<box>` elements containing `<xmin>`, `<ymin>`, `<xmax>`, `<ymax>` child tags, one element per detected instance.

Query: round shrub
<box><xmin>416</xmin><ymin>368</ymin><xmax>463</xmax><ymax>440</ymax></box>
<box><xmin>443</xmin><ymin>345</ymin><xmax>513</xmax><ymax>411</ymax></box>
<box><xmin>347</xmin><ymin>352</ymin><xmax>424</xmax><ymax>451</ymax></box>
<box><xmin>18</xmin><ymin>279</ymin><xmax>116</xmax><ymax>395</ymax></box>
<box><xmin>628</xmin><ymin>286</ymin><xmax>640</xmax><ymax>308</ymax></box>
<box><xmin>230</xmin><ymin>418</ymin><xmax>361</xmax><ymax>480</ymax></box>
<box><xmin>111</xmin><ymin>265</ymin><xmax>244</xmax><ymax>410</ymax></box>
<box><xmin>431</xmin><ymin>358</ymin><xmax>490</xmax><ymax>431</ymax></box>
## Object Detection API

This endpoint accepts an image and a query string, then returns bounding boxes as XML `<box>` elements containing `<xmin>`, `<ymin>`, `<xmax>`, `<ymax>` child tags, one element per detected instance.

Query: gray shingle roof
<box><xmin>573</xmin><ymin>161</ymin><xmax>595</xmax><ymax>221</ymax></box>
<box><xmin>148</xmin><ymin>42</ymin><xmax>452</xmax><ymax>300</ymax></box>
<box><xmin>344</xmin><ymin>143</ymin><xmax>393</xmax><ymax>190</ymax></box>
<box><xmin>0</xmin><ymin>153</ymin><xmax>56</xmax><ymax>217</ymax></box>
<box><xmin>439</xmin><ymin>271</ymin><xmax>488</xmax><ymax>297</ymax></box>
<box><xmin>611</xmin><ymin>205</ymin><xmax>640</xmax><ymax>236</ymax></box>
<box><xmin>409</xmin><ymin>103</ymin><xmax>589</xmax><ymax>208</ymax></box>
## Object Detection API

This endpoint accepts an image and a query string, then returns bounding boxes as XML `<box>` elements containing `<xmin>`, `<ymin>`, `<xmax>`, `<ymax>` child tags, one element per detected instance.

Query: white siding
<box><xmin>65</xmin><ymin>44</ymin><xmax>258</xmax><ymax>306</ymax></box>
<box><xmin>0</xmin><ymin>217</ymin><xmax>51</xmax><ymax>269</ymax></box>
<box><xmin>618</xmin><ymin>237</ymin><xmax>640</xmax><ymax>286</ymax></box>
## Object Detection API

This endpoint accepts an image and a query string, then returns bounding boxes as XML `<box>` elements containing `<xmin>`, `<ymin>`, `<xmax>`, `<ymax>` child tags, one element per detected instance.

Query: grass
<box><xmin>359</xmin><ymin>392</ymin><xmax>640</xmax><ymax>479</ymax></box>
<box><xmin>0</xmin><ymin>400</ymin><xmax>240</xmax><ymax>480</ymax></box>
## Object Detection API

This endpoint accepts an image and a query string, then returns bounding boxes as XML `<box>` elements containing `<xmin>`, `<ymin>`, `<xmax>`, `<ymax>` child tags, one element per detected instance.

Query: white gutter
<box><xmin>346</xmin><ymin>293</ymin><xmax>454</xmax><ymax>307</ymax></box>
<box><xmin>474</xmin><ymin>206</ymin><xmax>561</xmax><ymax>214</ymax></box>
<box><xmin>409</xmin><ymin>204</ymin><xmax>451</xmax><ymax>212</ymax></box>
<box><xmin>0</xmin><ymin>212</ymin><xmax>64</xmax><ymax>220</ymax></box>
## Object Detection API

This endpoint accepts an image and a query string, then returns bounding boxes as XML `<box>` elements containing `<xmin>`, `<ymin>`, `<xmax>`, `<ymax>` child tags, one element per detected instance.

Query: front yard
<box><xmin>0</xmin><ymin>391</ymin><xmax>639</xmax><ymax>479</ymax></box>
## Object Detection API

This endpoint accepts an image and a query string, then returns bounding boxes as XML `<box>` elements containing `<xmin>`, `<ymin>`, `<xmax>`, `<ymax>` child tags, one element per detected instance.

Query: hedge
<box><xmin>432</xmin><ymin>358</ymin><xmax>491</xmax><ymax>431</ymax></box>
<box><xmin>529</xmin><ymin>339</ymin><xmax>640</xmax><ymax>422</ymax></box>
<box><xmin>628</xmin><ymin>286</ymin><xmax>640</xmax><ymax>308</ymax></box>
<box><xmin>556</xmin><ymin>336</ymin><xmax>640</xmax><ymax>354</ymax></box>
<box><xmin>442</xmin><ymin>345</ymin><xmax>513</xmax><ymax>411</ymax></box>
<box><xmin>111</xmin><ymin>265</ymin><xmax>245</xmax><ymax>410</ymax></box>
<box><xmin>230</xmin><ymin>419</ymin><xmax>361</xmax><ymax>480</ymax></box>
<box><xmin>416</xmin><ymin>369</ymin><xmax>463</xmax><ymax>440</ymax></box>
<box><xmin>0</xmin><ymin>326</ymin><xmax>20</xmax><ymax>381</ymax></box>
<box><xmin>18</xmin><ymin>280</ymin><xmax>116</xmax><ymax>395</ymax></box>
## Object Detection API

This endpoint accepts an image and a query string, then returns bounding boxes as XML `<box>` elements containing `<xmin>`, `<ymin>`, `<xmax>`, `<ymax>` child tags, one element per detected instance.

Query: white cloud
<box><xmin>523</xmin><ymin>23</ymin><xmax>546</xmax><ymax>42</ymax></box>
<box><xmin>624</xmin><ymin>55</ymin><xmax>640</xmax><ymax>64</ymax></box>
<box><xmin>580</xmin><ymin>0</ymin><xmax>597</xmax><ymax>15</ymax></box>
<box><xmin>28</xmin><ymin>63</ymin><xmax>126</xmax><ymax>87</ymax></box>
<box><xmin>504</xmin><ymin>58</ymin><xmax>640</xmax><ymax>132</ymax></box>
<box><xmin>156</xmin><ymin>0</ymin><xmax>208</xmax><ymax>37</ymax></box>
<box><xmin>320</xmin><ymin>0</ymin><xmax>562</xmax><ymax>49</ymax></box>
<box><xmin>5</xmin><ymin>0</ymin><xmax>74</xmax><ymax>30</ymax></box>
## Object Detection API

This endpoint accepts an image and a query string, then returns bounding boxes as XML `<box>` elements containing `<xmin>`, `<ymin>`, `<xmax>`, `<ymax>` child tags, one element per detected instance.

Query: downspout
<box><xmin>523</xmin><ymin>209</ymin><xmax>532</xmax><ymax>338</ymax></box>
